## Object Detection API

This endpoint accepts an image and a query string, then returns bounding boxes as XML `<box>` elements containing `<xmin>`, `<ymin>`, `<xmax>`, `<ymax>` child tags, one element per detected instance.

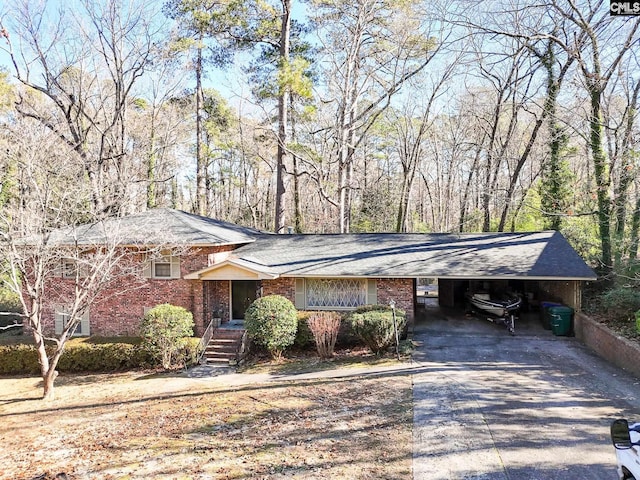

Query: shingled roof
<box><xmin>228</xmin><ymin>231</ymin><xmax>596</xmax><ymax>280</ymax></box>
<box><xmin>44</xmin><ymin>209</ymin><xmax>596</xmax><ymax>280</ymax></box>
<box><xmin>46</xmin><ymin>209</ymin><xmax>261</xmax><ymax>247</ymax></box>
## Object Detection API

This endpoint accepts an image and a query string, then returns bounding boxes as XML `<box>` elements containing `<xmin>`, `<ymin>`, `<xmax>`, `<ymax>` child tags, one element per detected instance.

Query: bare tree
<box><xmin>0</xmin><ymin>0</ymin><xmax>166</xmax><ymax>216</ymax></box>
<box><xmin>307</xmin><ymin>0</ymin><xmax>446</xmax><ymax>232</ymax></box>
<box><xmin>0</xmin><ymin>119</ymin><xmax>181</xmax><ymax>400</ymax></box>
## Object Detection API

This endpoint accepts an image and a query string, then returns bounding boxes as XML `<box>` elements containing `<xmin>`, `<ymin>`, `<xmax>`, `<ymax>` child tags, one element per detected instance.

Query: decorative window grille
<box><xmin>306</xmin><ymin>278</ymin><xmax>367</xmax><ymax>309</ymax></box>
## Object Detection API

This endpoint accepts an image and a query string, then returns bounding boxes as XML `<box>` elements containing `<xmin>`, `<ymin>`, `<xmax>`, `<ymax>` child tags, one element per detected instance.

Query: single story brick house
<box><xmin>43</xmin><ymin>209</ymin><xmax>597</xmax><ymax>337</ymax></box>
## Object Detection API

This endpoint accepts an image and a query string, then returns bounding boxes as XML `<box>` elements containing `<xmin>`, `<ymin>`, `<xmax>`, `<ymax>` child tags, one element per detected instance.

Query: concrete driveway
<box><xmin>412</xmin><ymin>306</ymin><xmax>640</xmax><ymax>479</ymax></box>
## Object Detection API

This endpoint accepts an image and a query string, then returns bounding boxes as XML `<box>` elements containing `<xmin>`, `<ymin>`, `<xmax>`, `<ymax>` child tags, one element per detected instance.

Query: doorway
<box><xmin>231</xmin><ymin>280</ymin><xmax>259</xmax><ymax>320</ymax></box>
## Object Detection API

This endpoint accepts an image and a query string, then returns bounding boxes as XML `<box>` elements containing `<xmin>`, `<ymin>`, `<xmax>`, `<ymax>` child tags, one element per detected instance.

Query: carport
<box><xmin>436</xmin><ymin>278</ymin><xmax>586</xmax><ymax>310</ymax></box>
<box><xmin>227</xmin><ymin>230</ymin><xmax>596</xmax><ymax>328</ymax></box>
<box><xmin>417</xmin><ymin>231</ymin><xmax>597</xmax><ymax>311</ymax></box>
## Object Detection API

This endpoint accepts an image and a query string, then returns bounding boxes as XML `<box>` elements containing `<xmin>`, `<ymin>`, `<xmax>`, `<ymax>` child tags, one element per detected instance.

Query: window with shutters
<box><xmin>144</xmin><ymin>253</ymin><xmax>181</xmax><ymax>279</ymax></box>
<box><xmin>60</xmin><ymin>259</ymin><xmax>87</xmax><ymax>279</ymax></box>
<box><xmin>54</xmin><ymin>307</ymin><xmax>90</xmax><ymax>336</ymax></box>
<box><xmin>306</xmin><ymin>278</ymin><xmax>367</xmax><ymax>309</ymax></box>
<box><xmin>62</xmin><ymin>260</ymin><xmax>77</xmax><ymax>279</ymax></box>
<box><xmin>153</xmin><ymin>255</ymin><xmax>172</xmax><ymax>278</ymax></box>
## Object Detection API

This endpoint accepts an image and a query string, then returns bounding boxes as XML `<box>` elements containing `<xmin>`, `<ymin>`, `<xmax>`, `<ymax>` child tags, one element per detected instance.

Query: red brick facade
<box><xmin>42</xmin><ymin>246</ymin><xmax>232</xmax><ymax>337</ymax></box>
<box><xmin>376</xmin><ymin>278</ymin><xmax>415</xmax><ymax>323</ymax></box>
<box><xmin>43</xmin><ymin>247</ymin><xmax>416</xmax><ymax>337</ymax></box>
<box><xmin>262</xmin><ymin>277</ymin><xmax>296</xmax><ymax>301</ymax></box>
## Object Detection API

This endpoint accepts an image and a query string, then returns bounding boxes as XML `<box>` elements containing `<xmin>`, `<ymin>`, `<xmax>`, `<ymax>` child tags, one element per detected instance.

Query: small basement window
<box><xmin>60</xmin><ymin>259</ymin><xmax>87</xmax><ymax>279</ymax></box>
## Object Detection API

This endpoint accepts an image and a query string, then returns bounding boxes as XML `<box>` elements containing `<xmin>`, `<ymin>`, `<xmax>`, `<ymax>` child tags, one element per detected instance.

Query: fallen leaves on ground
<box><xmin>0</xmin><ymin>368</ymin><xmax>412</xmax><ymax>479</ymax></box>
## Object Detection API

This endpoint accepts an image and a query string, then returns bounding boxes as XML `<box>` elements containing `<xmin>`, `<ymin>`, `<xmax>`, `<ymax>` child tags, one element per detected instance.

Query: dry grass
<box><xmin>0</xmin><ymin>363</ymin><xmax>412</xmax><ymax>480</ymax></box>
<box><xmin>239</xmin><ymin>346</ymin><xmax>406</xmax><ymax>374</ymax></box>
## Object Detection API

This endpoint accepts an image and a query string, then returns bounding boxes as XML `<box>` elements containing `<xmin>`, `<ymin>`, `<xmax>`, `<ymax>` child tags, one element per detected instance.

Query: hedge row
<box><xmin>0</xmin><ymin>337</ymin><xmax>202</xmax><ymax>375</ymax></box>
<box><xmin>294</xmin><ymin>305</ymin><xmax>406</xmax><ymax>353</ymax></box>
<box><xmin>295</xmin><ymin>311</ymin><xmax>362</xmax><ymax>349</ymax></box>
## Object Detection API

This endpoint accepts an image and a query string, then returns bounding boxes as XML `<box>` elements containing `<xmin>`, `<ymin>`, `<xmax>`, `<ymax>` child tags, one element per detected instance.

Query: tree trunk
<box><xmin>147</xmin><ymin>112</ymin><xmax>157</xmax><ymax>209</ymax></box>
<box><xmin>42</xmin><ymin>367</ymin><xmax>58</xmax><ymax>401</ymax></box>
<box><xmin>613</xmin><ymin>82</ymin><xmax>640</xmax><ymax>268</ymax></box>
<box><xmin>459</xmin><ymin>145</ymin><xmax>483</xmax><ymax>232</ymax></box>
<box><xmin>195</xmin><ymin>41</ymin><xmax>206</xmax><ymax>216</ymax></box>
<box><xmin>497</xmin><ymin>116</ymin><xmax>545</xmax><ymax>231</ymax></box>
<box><xmin>396</xmin><ymin>175</ymin><xmax>411</xmax><ymax>233</ymax></box>
<box><xmin>274</xmin><ymin>0</ymin><xmax>292</xmax><ymax>234</ymax></box>
<box><xmin>628</xmin><ymin>185</ymin><xmax>640</xmax><ymax>262</ymax></box>
<box><xmin>31</xmin><ymin>311</ymin><xmax>58</xmax><ymax>401</ymax></box>
<box><xmin>589</xmin><ymin>86</ymin><xmax>613</xmax><ymax>271</ymax></box>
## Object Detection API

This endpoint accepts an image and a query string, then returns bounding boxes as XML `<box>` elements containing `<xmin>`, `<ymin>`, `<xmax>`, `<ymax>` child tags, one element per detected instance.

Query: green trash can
<box><xmin>549</xmin><ymin>306</ymin><xmax>573</xmax><ymax>336</ymax></box>
<box><xmin>540</xmin><ymin>301</ymin><xmax>561</xmax><ymax>330</ymax></box>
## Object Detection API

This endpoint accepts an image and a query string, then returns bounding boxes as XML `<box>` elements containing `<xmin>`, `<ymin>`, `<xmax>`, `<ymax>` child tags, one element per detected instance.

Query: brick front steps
<box><xmin>203</xmin><ymin>327</ymin><xmax>246</xmax><ymax>366</ymax></box>
<box><xmin>574</xmin><ymin>312</ymin><xmax>640</xmax><ymax>379</ymax></box>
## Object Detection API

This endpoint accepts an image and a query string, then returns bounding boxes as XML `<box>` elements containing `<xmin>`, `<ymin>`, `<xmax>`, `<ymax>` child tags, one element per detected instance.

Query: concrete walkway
<box><xmin>185</xmin><ymin>360</ymin><xmax>416</xmax><ymax>386</ymax></box>
<box><xmin>412</xmin><ymin>307</ymin><xmax>640</xmax><ymax>479</ymax></box>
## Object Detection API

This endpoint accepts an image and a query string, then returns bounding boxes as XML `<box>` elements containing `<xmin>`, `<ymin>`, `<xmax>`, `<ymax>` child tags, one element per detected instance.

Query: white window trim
<box><xmin>144</xmin><ymin>253</ymin><xmax>181</xmax><ymax>279</ymax></box>
<box><xmin>153</xmin><ymin>255</ymin><xmax>172</xmax><ymax>278</ymax></box>
<box><xmin>60</xmin><ymin>258</ymin><xmax>88</xmax><ymax>279</ymax></box>
<box><xmin>54</xmin><ymin>306</ymin><xmax>90</xmax><ymax>337</ymax></box>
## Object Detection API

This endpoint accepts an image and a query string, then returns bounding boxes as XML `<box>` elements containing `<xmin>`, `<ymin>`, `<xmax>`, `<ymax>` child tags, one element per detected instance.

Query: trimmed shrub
<box><xmin>0</xmin><ymin>337</ymin><xmax>159</xmax><ymax>375</ymax></box>
<box><xmin>307</xmin><ymin>311</ymin><xmax>341</xmax><ymax>359</ymax></box>
<box><xmin>294</xmin><ymin>311</ymin><xmax>315</xmax><ymax>349</ymax></box>
<box><xmin>244</xmin><ymin>295</ymin><xmax>297</xmax><ymax>359</ymax></box>
<box><xmin>56</xmin><ymin>342</ymin><xmax>152</xmax><ymax>371</ymax></box>
<box><xmin>0</xmin><ymin>343</ymin><xmax>40</xmax><ymax>374</ymax></box>
<box><xmin>348</xmin><ymin>304</ymin><xmax>406</xmax><ymax>355</ymax></box>
<box><xmin>141</xmin><ymin>304</ymin><xmax>194</xmax><ymax>369</ymax></box>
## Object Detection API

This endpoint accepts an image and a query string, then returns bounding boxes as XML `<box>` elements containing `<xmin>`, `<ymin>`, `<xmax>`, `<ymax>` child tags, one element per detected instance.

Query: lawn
<box><xmin>0</xmin><ymin>363</ymin><xmax>413</xmax><ymax>480</ymax></box>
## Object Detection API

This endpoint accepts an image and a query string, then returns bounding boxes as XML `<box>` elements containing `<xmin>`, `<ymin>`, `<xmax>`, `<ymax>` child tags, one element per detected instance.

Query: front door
<box><xmin>231</xmin><ymin>280</ymin><xmax>258</xmax><ymax>320</ymax></box>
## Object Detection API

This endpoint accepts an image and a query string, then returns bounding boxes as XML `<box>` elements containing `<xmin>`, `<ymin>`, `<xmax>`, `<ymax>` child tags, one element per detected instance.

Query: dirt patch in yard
<box><xmin>0</xmin><ymin>365</ymin><xmax>412</xmax><ymax>480</ymax></box>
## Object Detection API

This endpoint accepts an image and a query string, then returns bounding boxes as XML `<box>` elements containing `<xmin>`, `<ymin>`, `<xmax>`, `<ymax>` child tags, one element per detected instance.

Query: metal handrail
<box><xmin>235</xmin><ymin>329</ymin><xmax>250</xmax><ymax>365</ymax></box>
<box><xmin>197</xmin><ymin>319</ymin><xmax>215</xmax><ymax>364</ymax></box>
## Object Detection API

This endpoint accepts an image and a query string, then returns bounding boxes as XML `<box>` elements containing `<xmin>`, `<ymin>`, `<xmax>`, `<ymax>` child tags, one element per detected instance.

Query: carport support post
<box><xmin>389</xmin><ymin>299</ymin><xmax>400</xmax><ymax>360</ymax></box>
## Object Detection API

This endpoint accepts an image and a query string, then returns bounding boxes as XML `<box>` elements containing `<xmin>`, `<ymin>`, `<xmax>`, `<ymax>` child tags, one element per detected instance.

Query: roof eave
<box><xmin>278</xmin><ymin>273</ymin><xmax>597</xmax><ymax>281</ymax></box>
<box><xmin>184</xmin><ymin>259</ymin><xmax>279</xmax><ymax>280</ymax></box>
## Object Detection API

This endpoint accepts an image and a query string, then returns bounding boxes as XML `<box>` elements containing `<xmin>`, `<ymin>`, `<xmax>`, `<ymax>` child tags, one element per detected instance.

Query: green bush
<box><xmin>0</xmin><ymin>343</ymin><xmax>40</xmax><ymax>374</ymax></box>
<box><xmin>140</xmin><ymin>304</ymin><xmax>194</xmax><ymax>369</ymax></box>
<box><xmin>57</xmin><ymin>342</ymin><xmax>153</xmax><ymax>371</ymax></box>
<box><xmin>294</xmin><ymin>311</ymin><xmax>315</xmax><ymax>349</ymax></box>
<box><xmin>0</xmin><ymin>337</ymin><xmax>159</xmax><ymax>375</ymax></box>
<box><xmin>599</xmin><ymin>287</ymin><xmax>640</xmax><ymax>318</ymax></box>
<box><xmin>245</xmin><ymin>295</ymin><xmax>297</xmax><ymax>359</ymax></box>
<box><xmin>179</xmin><ymin>337</ymin><xmax>203</xmax><ymax>367</ymax></box>
<box><xmin>348</xmin><ymin>305</ymin><xmax>406</xmax><ymax>356</ymax></box>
